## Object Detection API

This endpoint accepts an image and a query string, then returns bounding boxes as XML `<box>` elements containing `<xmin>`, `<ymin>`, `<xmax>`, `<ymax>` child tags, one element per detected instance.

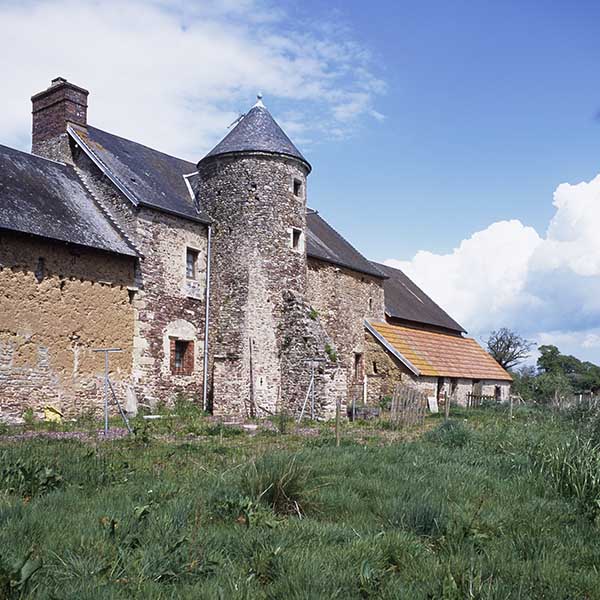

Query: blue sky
<box><xmin>1</xmin><ymin>0</ymin><xmax>600</xmax><ymax>363</ymax></box>
<box><xmin>292</xmin><ymin>1</ymin><xmax>600</xmax><ymax>259</ymax></box>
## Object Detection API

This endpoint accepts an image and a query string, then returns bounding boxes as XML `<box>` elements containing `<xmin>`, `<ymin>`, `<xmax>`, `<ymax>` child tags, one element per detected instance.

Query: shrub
<box><xmin>241</xmin><ymin>454</ymin><xmax>318</xmax><ymax>516</ymax></box>
<box><xmin>425</xmin><ymin>420</ymin><xmax>473</xmax><ymax>448</ymax></box>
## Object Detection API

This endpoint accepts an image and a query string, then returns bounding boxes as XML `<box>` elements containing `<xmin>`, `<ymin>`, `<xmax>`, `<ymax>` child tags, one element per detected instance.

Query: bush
<box><xmin>241</xmin><ymin>454</ymin><xmax>318</xmax><ymax>516</ymax></box>
<box><xmin>425</xmin><ymin>420</ymin><xmax>473</xmax><ymax>448</ymax></box>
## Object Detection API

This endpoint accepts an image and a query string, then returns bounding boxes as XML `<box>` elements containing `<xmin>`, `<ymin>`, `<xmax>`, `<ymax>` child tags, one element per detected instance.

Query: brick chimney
<box><xmin>31</xmin><ymin>77</ymin><xmax>88</xmax><ymax>160</ymax></box>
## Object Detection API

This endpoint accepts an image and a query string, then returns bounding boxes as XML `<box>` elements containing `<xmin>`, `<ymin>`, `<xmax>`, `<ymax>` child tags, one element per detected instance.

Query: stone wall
<box><xmin>0</xmin><ymin>231</ymin><xmax>135</xmax><ymax>421</ymax></box>
<box><xmin>307</xmin><ymin>259</ymin><xmax>385</xmax><ymax>402</ymax></box>
<box><xmin>66</xmin><ymin>144</ymin><xmax>209</xmax><ymax>409</ymax></box>
<box><xmin>364</xmin><ymin>329</ymin><xmax>512</xmax><ymax>409</ymax></box>
<box><xmin>130</xmin><ymin>208</ymin><xmax>208</xmax><ymax>407</ymax></box>
<box><xmin>196</xmin><ymin>152</ymin><xmax>340</xmax><ymax>417</ymax></box>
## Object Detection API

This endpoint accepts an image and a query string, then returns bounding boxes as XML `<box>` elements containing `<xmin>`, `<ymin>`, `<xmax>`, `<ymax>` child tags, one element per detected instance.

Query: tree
<box><xmin>538</xmin><ymin>345</ymin><xmax>600</xmax><ymax>394</ymax></box>
<box><xmin>511</xmin><ymin>364</ymin><xmax>537</xmax><ymax>402</ymax></box>
<box><xmin>486</xmin><ymin>328</ymin><xmax>535</xmax><ymax>370</ymax></box>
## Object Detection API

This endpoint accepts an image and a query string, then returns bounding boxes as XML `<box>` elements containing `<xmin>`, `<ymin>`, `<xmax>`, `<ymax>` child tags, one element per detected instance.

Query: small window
<box><xmin>291</xmin><ymin>228</ymin><xmax>303</xmax><ymax>251</ymax></box>
<box><xmin>368</xmin><ymin>298</ymin><xmax>373</xmax><ymax>311</ymax></box>
<box><xmin>373</xmin><ymin>361</ymin><xmax>378</xmax><ymax>374</ymax></box>
<box><xmin>170</xmin><ymin>339</ymin><xmax>194</xmax><ymax>375</ymax></box>
<box><xmin>186</xmin><ymin>248</ymin><xmax>198</xmax><ymax>279</ymax></box>
<box><xmin>354</xmin><ymin>353</ymin><xmax>363</xmax><ymax>380</ymax></box>
<box><xmin>293</xmin><ymin>178</ymin><xmax>302</xmax><ymax>197</ymax></box>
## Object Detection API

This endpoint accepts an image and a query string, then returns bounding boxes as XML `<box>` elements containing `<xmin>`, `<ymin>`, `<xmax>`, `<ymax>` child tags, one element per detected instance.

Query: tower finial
<box><xmin>254</xmin><ymin>92</ymin><xmax>265</xmax><ymax>108</ymax></box>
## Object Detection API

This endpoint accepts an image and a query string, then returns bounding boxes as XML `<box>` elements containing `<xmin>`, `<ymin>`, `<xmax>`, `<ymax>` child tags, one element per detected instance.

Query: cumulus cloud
<box><xmin>0</xmin><ymin>0</ymin><xmax>384</xmax><ymax>159</ymax></box>
<box><xmin>386</xmin><ymin>173</ymin><xmax>600</xmax><ymax>363</ymax></box>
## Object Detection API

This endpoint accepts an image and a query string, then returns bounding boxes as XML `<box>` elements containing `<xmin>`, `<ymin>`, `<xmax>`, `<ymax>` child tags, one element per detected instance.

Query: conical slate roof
<box><xmin>202</xmin><ymin>99</ymin><xmax>310</xmax><ymax>171</ymax></box>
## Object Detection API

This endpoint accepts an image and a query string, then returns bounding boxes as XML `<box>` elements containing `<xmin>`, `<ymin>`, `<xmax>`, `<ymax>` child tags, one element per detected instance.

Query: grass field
<box><xmin>1</xmin><ymin>405</ymin><xmax>600</xmax><ymax>599</ymax></box>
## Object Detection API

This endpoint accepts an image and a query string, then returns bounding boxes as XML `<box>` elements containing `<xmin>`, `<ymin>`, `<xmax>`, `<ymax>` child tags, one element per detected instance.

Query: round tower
<box><xmin>196</xmin><ymin>97</ymin><xmax>313</xmax><ymax>416</ymax></box>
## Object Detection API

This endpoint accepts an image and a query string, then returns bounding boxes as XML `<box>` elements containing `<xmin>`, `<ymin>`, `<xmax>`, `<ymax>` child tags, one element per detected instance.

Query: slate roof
<box><xmin>373</xmin><ymin>262</ymin><xmax>465</xmax><ymax>333</ymax></box>
<box><xmin>68</xmin><ymin>124</ymin><xmax>209</xmax><ymax>223</ymax></box>
<box><xmin>368</xmin><ymin>321</ymin><xmax>512</xmax><ymax>381</ymax></box>
<box><xmin>306</xmin><ymin>211</ymin><xmax>386</xmax><ymax>279</ymax></box>
<box><xmin>0</xmin><ymin>144</ymin><xmax>136</xmax><ymax>256</ymax></box>
<box><xmin>202</xmin><ymin>102</ymin><xmax>310</xmax><ymax>171</ymax></box>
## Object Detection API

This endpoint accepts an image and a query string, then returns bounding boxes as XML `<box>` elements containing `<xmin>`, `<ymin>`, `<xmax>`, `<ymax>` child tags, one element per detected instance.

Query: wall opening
<box><xmin>186</xmin><ymin>248</ymin><xmax>198</xmax><ymax>279</ymax></box>
<box><xmin>354</xmin><ymin>352</ymin><xmax>364</xmax><ymax>381</ymax></box>
<box><xmin>170</xmin><ymin>338</ymin><xmax>194</xmax><ymax>375</ymax></box>
<box><xmin>291</xmin><ymin>228</ymin><xmax>303</xmax><ymax>252</ymax></box>
<box><xmin>35</xmin><ymin>257</ymin><xmax>45</xmax><ymax>283</ymax></box>
<box><xmin>293</xmin><ymin>178</ymin><xmax>302</xmax><ymax>197</ymax></box>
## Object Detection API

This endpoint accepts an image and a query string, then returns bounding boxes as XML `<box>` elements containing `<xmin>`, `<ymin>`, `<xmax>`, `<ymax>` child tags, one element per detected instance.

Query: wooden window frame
<box><xmin>170</xmin><ymin>338</ymin><xmax>194</xmax><ymax>376</ymax></box>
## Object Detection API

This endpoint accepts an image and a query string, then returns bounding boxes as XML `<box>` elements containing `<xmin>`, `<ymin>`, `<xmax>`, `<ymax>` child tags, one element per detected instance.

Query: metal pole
<box><xmin>93</xmin><ymin>348</ymin><xmax>122</xmax><ymax>435</ymax></box>
<box><xmin>202</xmin><ymin>224</ymin><xmax>212</xmax><ymax>413</ymax></box>
<box><xmin>310</xmin><ymin>362</ymin><xmax>315</xmax><ymax>420</ymax></box>
<box><xmin>104</xmin><ymin>351</ymin><xmax>109</xmax><ymax>434</ymax></box>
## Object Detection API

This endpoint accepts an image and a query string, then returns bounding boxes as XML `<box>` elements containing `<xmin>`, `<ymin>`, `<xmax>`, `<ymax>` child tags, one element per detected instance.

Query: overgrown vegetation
<box><xmin>2</xmin><ymin>407</ymin><xmax>600</xmax><ymax>597</ymax></box>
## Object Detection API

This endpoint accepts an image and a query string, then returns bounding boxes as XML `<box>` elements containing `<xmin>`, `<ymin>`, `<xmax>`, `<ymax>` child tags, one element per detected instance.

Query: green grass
<box><xmin>1</xmin><ymin>407</ymin><xmax>600</xmax><ymax>598</ymax></box>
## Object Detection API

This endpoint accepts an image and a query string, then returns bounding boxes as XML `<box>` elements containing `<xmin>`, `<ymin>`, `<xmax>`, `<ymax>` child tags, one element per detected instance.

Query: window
<box><xmin>186</xmin><ymin>248</ymin><xmax>198</xmax><ymax>279</ymax></box>
<box><xmin>368</xmin><ymin>298</ymin><xmax>373</xmax><ymax>312</ymax></box>
<box><xmin>354</xmin><ymin>353</ymin><xmax>363</xmax><ymax>380</ymax></box>
<box><xmin>170</xmin><ymin>339</ymin><xmax>194</xmax><ymax>375</ymax></box>
<box><xmin>372</xmin><ymin>361</ymin><xmax>378</xmax><ymax>374</ymax></box>
<box><xmin>293</xmin><ymin>178</ymin><xmax>302</xmax><ymax>197</ymax></box>
<box><xmin>291</xmin><ymin>228</ymin><xmax>303</xmax><ymax>251</ymax></box>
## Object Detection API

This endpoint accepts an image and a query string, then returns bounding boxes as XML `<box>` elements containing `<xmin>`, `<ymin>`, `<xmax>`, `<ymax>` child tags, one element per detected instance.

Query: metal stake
<box><xmin>92</xmin><ymin>348</ymin><xmax>123</xmax><ymax>435</ymax></box>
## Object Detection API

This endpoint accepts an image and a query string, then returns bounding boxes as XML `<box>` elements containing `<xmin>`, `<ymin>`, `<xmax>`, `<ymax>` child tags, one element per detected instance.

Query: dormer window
<box><xmin>186</xmin><ymin>248</ymin><xmax>198</xmax><ymax>279</ymax></box>
<box><xmin>293</xmin><ymin>178</ymin><xmax>302</xmax><ymax>197</ymax></box>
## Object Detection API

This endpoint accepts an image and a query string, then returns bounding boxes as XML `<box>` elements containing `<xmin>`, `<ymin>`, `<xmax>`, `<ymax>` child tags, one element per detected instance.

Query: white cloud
<box><xmin>0</xmin><ymin>0</ymin><xmax>384</xmax><ymax>159</ymax></box>
<box><xmin>386</xmin><ymin>173</ymin><xmax>600</xmax><ymax>363</ymax></box>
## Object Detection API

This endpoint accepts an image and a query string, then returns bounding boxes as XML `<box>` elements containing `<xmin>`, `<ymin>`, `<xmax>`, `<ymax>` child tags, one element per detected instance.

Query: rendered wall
<box><xmin>0</xmin><ymin>231</ymin><xmax>135</xmax><ymax>421</ymax></box>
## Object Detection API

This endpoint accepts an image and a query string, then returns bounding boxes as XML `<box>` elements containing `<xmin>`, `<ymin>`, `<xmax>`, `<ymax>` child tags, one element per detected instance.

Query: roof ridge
<box><xmin>0</xmin><ymin>143</ymin><xmax>67</xmax><ymax>167</ymax></box>
<box><xmin>73</xmin><ymin>166</ymin><xmax>142</xmax><ymax>256</ymax></box>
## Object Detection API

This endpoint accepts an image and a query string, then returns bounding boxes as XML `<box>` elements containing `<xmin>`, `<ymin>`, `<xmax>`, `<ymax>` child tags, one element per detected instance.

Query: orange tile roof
<box><xmin>369</xmin><ymin>321</ymin><xmax>512</xmax><ymax>381</ymax></box>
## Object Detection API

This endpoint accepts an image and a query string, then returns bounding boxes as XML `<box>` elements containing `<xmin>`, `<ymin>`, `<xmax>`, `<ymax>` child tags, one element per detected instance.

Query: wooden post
<box><xmin>335</xmin><ymin>397</ymin><xmax>341</xmax><ymax>447</ymax></box>
<box><xmin>509</xmin><ymin>394</ymin><xmax>514</xmax><ymax>420</ymax></box>
<box><xmin>444</xmin><ymin>391</ymin><xmax>450</xmax><ymax>421</ymax></box>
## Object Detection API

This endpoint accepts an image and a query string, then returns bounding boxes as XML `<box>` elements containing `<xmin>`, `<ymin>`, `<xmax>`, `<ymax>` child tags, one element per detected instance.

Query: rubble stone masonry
<box><xmin>307</xmin><ymin>259</ymin><xmax>385</xmax><ymax>399</ymax></box>
<box><xmin>130</xmin><ymin>207</ymin><xmax>208</xmax><ymax>407</ymax></box>
<box><xmin>195</xmin><ymin>153</ymin><xmax>340</xmax><ymax>417</ymax></box>
<box><xmin>0</xmin><ymin>231</ymin><xmax>134</xmax><ymax>420</ymax></box>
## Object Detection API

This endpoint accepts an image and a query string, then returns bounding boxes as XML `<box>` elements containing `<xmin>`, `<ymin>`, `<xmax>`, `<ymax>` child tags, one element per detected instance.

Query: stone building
<box><xmin>0</xmin><ymin>77</ymin><xmax>510</xmax><ymax>422</ymax></box>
